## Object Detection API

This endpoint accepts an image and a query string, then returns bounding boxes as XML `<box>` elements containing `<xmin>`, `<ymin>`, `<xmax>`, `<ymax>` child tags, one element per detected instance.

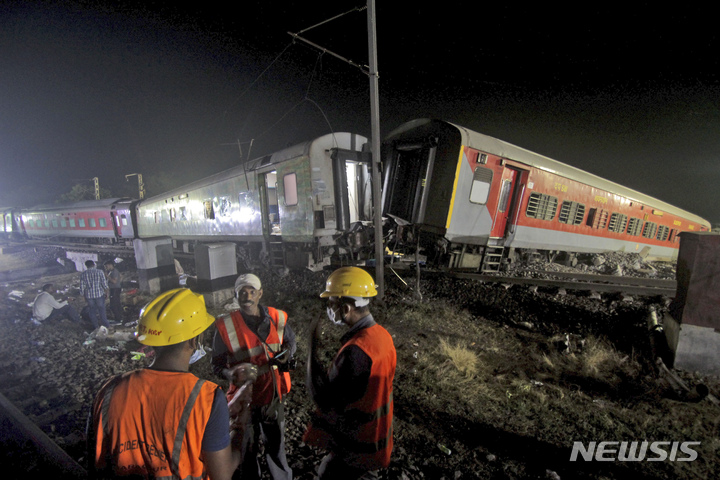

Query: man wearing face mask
<box><xmin>212</xmin><ymin>273</ymin><xmax>295</xmax><ymax>480</ymax></box>
<box><xmin>304</xmin><ymin>267</ymin><xmax>397</xmax><ymax>479</ymax></box>
<box><xmin>88</xmin><ymin>288</ymin><xmax>247</xmax><ymax>480</ymax></box>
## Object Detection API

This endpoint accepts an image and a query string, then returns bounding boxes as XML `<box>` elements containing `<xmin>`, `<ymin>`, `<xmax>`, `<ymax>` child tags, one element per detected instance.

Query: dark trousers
<box><xmin>108</xmin><ymin>288</ymin><xmax>123</xmax><ymax>322</ymax></box>
<box><xmin>86</xmin><ymin>296</ymin><xmax>109</xmax><ymax>329</ymax></box>
<box><xmin>237</xmin><ymin>404</ymin><xmax>292</xmax><ymax>480</ymax></box>
<box><xmin>46</xmin><ymin>304</ymin><xmax>80</xmax><ymax>323</ymax></box>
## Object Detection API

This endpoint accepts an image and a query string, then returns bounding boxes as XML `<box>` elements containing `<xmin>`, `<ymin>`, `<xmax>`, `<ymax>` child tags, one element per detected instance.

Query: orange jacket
<box><xmin>304</xmin><ymin>323</ymin><xmax>396</xmax><ymax>470</ymax></box>
<box><xmin>91</xmin><ymin>369</ymin><xmax>220</xmax><ymax>479</ymax></box>
<box><xmin>215</xmin><ymin>308</ymin><xmax>291</xmax><ymax>405</ymax></box>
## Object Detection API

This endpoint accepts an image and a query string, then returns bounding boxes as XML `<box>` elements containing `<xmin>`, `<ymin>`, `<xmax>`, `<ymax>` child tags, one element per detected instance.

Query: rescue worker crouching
<box><xmin>88</xmin><ymin>288</ymin><xmax>248</xmax><ymax>480</ymax></box>
<box><xmin>212</xmin><ymin>273</ymin><xmax>295</xmax><ymax>480</ymax></box>
<box><xmin>304</xmin><ymin>267</ymin><xmax>397</xmax><ymax>480</ymax></box>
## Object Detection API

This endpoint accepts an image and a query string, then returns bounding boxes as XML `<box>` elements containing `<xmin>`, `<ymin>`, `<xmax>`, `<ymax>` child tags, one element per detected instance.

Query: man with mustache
<box><xmin>212</xmin><ymin>273</ymin><xmax>296</xmax><ymax>480</ymax></box>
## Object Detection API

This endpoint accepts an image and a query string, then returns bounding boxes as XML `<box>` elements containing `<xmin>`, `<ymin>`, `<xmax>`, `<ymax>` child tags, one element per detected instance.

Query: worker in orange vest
<box><xmin>88</xmin><ymin>288</ymin><xmax>247</xmax><ymax>480</ymax></box>
<box><xmin>304</xmin><ymin>267</ymin><xmax>397</xmax><ymax>479</ymax></box>
<box><xmin>212</xmin><ymin>273</ymin><xmax>295</xmax><ymax>480</ymax></box>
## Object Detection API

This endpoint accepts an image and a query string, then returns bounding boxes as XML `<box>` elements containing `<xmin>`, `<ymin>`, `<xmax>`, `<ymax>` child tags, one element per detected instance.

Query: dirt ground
<box><xmin>0</xmin><ymin>245</ymin><xmax>718</xmax><ymax>479</ymax></box>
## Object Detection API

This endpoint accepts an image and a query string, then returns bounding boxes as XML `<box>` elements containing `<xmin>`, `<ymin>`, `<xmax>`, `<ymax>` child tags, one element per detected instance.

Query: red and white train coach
<box><xmin>381</xmin><ymin>119</ymin><xmax>710</xmax><ymax>270</ymax></box>
<box><xmin>22</xmin><ymin>198</ymin><xmax>136</xmax><ymax>244</ymax></box>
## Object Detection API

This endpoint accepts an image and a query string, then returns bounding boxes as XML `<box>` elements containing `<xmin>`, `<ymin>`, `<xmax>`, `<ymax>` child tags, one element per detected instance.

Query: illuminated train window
<box><xmin>657</xmin><ymin>225</ymin><xmax>670</xmax><ymax>241</ymax></box>
<box><xmin>641</xmin><ymin>222</ymin><xmax>657</xmax><ymax>239</ymax></box>
<box><xmin>469</xmin><ymin>167</ymin><xmax>493</xmax><ymax>204</ymax></box>
<box><xmin>79</xmin><ymin>219</ymin><xmax>86</xmax><ymax>227</ymax></box>
<box><xmin>60</xmin><ymin>219</ymin><xmax>67</xmax><ymax>228</ymax></box>
<box><xmin>526</xmin><ymin>192</ymin><xmax>558</xmax><ymax>221</ymax></box>
<box><xmin>204</xmin><ymin>200</ymin><xmax>215</xmax><ymax>220</ymax></box>
<box><xmin>99</xmin><ymin>218</ymin><xmax>107</xmax><ymax>227</ymax></box>
<box><xmin>70</xmin><ymin>219</ymin><xmax>76</xmax><ymax>228</ymax></box>
<box><xmin>608</xmin><ymin>213</ymin><xmax>628</xmax><ymax>233</ymax></box>
<box><xmin>627</xmin><ymin>217</ymin><xmax>643</xmax><ymax>236</ymax></box>
<box><xmin>558</xmin><ymin>201</ymin><xmax>586</xmax><ymax>225</ymax></box>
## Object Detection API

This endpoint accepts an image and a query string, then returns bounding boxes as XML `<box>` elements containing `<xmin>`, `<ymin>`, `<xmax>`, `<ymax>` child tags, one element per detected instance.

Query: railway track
<box><xmin>387</xmin><ymin>264</ymin><xmax>678</xmax><ymax>297</ymax></box>
<box><xmin>447</xmin><ymin>270</ymin><xmax>677</xmax><ymax>297</ymax></box>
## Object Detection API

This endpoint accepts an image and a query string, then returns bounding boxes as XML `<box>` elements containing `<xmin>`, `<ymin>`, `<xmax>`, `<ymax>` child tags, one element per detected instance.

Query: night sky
<box><xmin>2</xmin><ymin>1</ymin><xmax>719</xmax><ymax>225</ymax></box>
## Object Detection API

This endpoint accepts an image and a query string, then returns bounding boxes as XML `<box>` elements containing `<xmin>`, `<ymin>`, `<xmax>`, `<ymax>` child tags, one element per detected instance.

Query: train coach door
<box><xmin>259</xmin><ymin>171</ymin><xmax>280</xmax><ymax>237</ymax></box>
<box><xmin>490</xmin><ymin>166</ymin><xmax>525</xmax><ymax>240</ymax></box>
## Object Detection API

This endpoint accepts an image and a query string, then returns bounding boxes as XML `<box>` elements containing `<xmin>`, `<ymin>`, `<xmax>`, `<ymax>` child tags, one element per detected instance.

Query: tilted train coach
<box><xmin>135</xmin><ymin>131</ymin><xmax>372</xmax><ymax>270</ymax></box>
<box><xmin>382</xmin><ymin>119</ymin><xmax>710</xmax><ymax>271</ymax></box>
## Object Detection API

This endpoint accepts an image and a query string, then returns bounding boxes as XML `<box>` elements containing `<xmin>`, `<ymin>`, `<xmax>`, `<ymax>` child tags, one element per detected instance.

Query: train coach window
<box><xmin>283</xmin><ymin>173</ymin><xmax>298</xmax><ymax>206</ymax></box>
<box><xmin>99</xmin><ymin>218</ymin><xmax>107</xmax><ymax>228</ymax></box>
<box><xmin>469</xmin><ymin>167</ymin><xmax>493</xmax><ymax>204</ymax></box>
<box><xmin>627</xmin><ymin>217</ymin><xmax>643</xmax><ymax>236</ymax></box>
<box><xmin>526</xmin><ymin>192</ymin><xmax>558</xmax><ymax>221</ymax></box>
<box><xmin>657</xmin><ymin>225</ymin><xmax>670</xmax><ymax>241</ymax></box>
<box><xmin>70</xmin><ymin>219</ymin><xmax>76</xmax><ymax>228</ymax></box>
<box><xmin>60</xmin><ymin>219</ymin><xmax>67</xmax><ymax>228</ymax></box>
<box><xmin>79</xmin><ymin>219</ymin><xmax>86</xmax><ymax>227</ymax></box>
<box><xmin>641</xmin><ymin>221</ymin><xmax>657</xmax><ymax>239</ymax></box>
<box><xmin>216</xmin><ymin>197</ymin><xmax>232</xmax><ymax>217</ymax></box>
<box><xmin>559</xmin><ymin>201</ymin><xmax>586</xmax><ymax>225</ymax></box>
<box><xmin>52</xmin><ymin>219</ymin><xmax>58</xmax><ymax>228</ymax></box>
<box><xmin>586</xmin><ymin>208</ymin><xmax>609</xmax><ymax>229</ymax></box>
<box><xmin>204</xmin><ymin>200</ymin><xmax>215</xmax><ymax>220</ymax></box>
<box><xmin>608</xmin><ymin>213</ymin><xmax>628</xmax><ymax>233</ymax></box>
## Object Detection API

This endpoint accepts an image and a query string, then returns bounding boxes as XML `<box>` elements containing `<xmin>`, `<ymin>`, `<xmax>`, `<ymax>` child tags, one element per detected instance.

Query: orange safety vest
<box><xmin>91</xmin><ymin>369</ymin><xmax>220</xmax><ymax>480</ymax></box>
<box><xmin>304</xmin><ymin>323</ymin><xmax>396</xmax><ymax>470</ymax></box>
<box><xmin>215</xmin><ymin>307</ymin><xmax>291</xmax><ymax>405</ymax></box>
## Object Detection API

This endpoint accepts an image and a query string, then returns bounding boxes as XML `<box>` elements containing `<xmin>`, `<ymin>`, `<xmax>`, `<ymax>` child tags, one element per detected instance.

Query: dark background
<box><xmin>2</xmin><ymin>1</ymin><xmax>718</xmax><ymax>224</ymax></box>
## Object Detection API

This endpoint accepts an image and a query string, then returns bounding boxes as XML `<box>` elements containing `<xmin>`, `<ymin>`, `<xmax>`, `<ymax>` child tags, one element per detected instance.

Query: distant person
<box><xmin>212</xmin><ymin>273</ymin><xmax>295</xmax><ymax>480</ymax></box>
<box><xmin>305</xmin><ymin>267</ymin><xmax>396</xmax><ymax>479</ymax></box>
<box><xmin>103</xmin><ymin>260</ymin><xmax>123</xmax><ymax>323</ymax></box>
<box><xmin>88</xmin><ymin>288</ymin><xmax>246</xmax><ymax>480</ymax></box>
<box><xmin>31</xmin><ymin>283</ymin><xmax>80</xmax><ymax>323</ymax></box>
<box><xmin>80</xmin><ymin>260</ymin><xmax>109</xmax><ymax>330</ymax></box>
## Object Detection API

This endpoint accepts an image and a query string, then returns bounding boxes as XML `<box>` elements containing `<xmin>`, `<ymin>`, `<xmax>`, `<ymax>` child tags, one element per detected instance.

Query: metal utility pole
<box><xmin>125</xmin><ymin>173</ymin><xmax>145</xmax><ymax>199</ymax></box>
<box><xmin>92</xmin><ymin>177</ymin><xmax>100</xmax><ymax>200</ymax></box>
<box><xmin>367</xmin><ymin>0</ymin><xmax>384</xmax><ymax>299</ymax></box>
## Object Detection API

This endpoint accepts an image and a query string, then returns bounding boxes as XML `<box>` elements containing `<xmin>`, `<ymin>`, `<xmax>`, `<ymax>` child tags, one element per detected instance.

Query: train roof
<box><xmin>140</xmin><ymin>132</ymin><xmax>367</xmax><ymax>202</ymax></box>
<box><xmin>25</xmin><ymin>198</ymin><xmax>133</xmax><ymax>213</ymax></box>
<box><xmin>387</xmin><ymin>119</ymin><xmax>710</xmax><ymax>227</ymax></box>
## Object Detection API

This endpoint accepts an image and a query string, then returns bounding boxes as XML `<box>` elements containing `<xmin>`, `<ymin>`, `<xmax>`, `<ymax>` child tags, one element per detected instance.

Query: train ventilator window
<box><xmin>586</xmin><ymin>208</ymin><xmax>609</xmax><ymax>229</ymax></box>
<box><xmin>284</xmin><ymin>173</ymin><xmax>298</xmax><ymax>206</ymax></box>
<box><xmin>608</xmin><ymin>213</ymin><xmax>628</xmax><ymax>233</ymax></box>
<box><xmin>642</xmin><ymin>221</ymin><xmax>657</xmax><ymax>239</ymax></box>
<box><xmin>656</xmin><ymin>225</ymin><xmax>670</xmax><ymax>241</ymax></box>
<box><xmin>526</xmin><ymin>192</ymin><xmax>558</xmax><ymax>221</ymax></box>
<box><xmin>627</xmin><ymin>217</ymin><xmax>643</xmax><ymax>236</ymax></box>
<box><xmin>558</xmin><ymin>201</ymin><xmax>586</xmax><ymax>225</ymax></box>
<box><xmin>469</xmin><ymin>167</ymin><xmax>493</xmax><ymax>204</ymax></box>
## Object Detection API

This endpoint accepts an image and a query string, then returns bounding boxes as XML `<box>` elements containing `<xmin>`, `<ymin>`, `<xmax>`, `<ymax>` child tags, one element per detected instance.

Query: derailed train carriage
<box><xmin>135</xmin><ymin>132</ymin><xmax>373</xmax><ymax>270</ymax></box>
<box><xmin>381</xmin><ymin>119</ymin><xmax>711</xmax><ymax>271</ymax></box>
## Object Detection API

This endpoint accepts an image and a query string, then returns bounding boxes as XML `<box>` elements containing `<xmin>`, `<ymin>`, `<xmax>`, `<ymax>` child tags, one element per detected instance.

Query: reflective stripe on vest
<box><xmin>93</xmin><ymin>370</ymin><xmax>217</xmax><ymax>480</ymax></box>
<box><xmin>304</xmin><ymin>323</ymin><xmax>396</xmax><ymax>470</ymax></box>
<box><xmin>215</xmin><ymin>308</ymin><xmax>291</xmax><ymax>404</ymax></box>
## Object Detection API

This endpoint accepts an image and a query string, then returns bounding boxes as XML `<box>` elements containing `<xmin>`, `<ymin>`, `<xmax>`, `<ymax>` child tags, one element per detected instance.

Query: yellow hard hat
<box><xmin>320</xmin><ymin>266</ymin><xmax>377</xmax><ymax>298</ymax></box>
<box><xmin>136</xmin><ymin>288</ymin><xmax>215</xmax><ymax>346</ymax></box>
